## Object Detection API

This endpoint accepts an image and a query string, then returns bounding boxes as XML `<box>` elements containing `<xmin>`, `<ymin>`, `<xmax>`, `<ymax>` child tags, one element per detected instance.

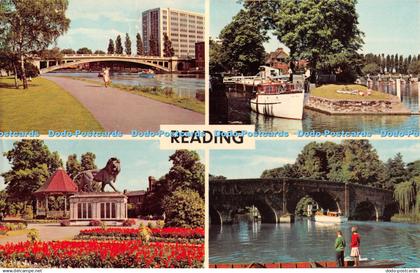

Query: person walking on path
<box><xmin>335</xmin><ymin>230</ymin><xmax>346</xmax><ymax>267</ymax></box>
<box><xmin>350</xmin><ymin>226</ymin><xmax>361</xmax><ymax>267</ymax></box>
<box><xmin>102</xmin><ymin>67</ymin><xmax>111</xmax><ymax>88</ymax></box>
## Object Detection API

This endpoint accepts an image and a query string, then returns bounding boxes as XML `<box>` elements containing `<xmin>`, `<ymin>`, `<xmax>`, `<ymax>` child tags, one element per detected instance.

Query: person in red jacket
<box><xmin>350</xmin><ymin>226</ymin><xmax>361</xmax><ymax>267</ymax></box>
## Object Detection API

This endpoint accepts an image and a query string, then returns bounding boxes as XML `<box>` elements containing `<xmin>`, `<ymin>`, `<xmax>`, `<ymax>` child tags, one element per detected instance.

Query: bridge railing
<box><xmin>61</xmin><ymin>54</ymin><xmax>179</xmax><ymax>60</ymax></box>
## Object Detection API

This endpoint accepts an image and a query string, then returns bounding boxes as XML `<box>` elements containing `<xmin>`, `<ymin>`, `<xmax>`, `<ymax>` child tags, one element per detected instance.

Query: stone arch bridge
<box><xmin>210</xmin><ymin>178</ymin><xmax>394</xmax><ymax>224</ymax></box>
<box><xmin>32</xmin><ymin>54</ymin><xmax>187</xmax><ymax>74</ymax></box>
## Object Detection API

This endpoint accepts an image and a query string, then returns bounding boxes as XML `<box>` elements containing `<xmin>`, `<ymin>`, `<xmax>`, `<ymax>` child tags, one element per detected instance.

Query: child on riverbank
<box><xmin>335</xmin><ymin>230</ymin><xmax>346</xmax><ymax>267</ymax></box>
<box><xmin>350</xmin><ymin>226</ymin><xmax>361</xmax><ymax>267</ymax></box>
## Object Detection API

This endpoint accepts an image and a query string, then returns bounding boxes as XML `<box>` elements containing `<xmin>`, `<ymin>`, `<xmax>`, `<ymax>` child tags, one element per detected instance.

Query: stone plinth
<box><xmin>69</xmin><ymin>192</ymin><xmax>128</xmax><ymax>225</ymax></box>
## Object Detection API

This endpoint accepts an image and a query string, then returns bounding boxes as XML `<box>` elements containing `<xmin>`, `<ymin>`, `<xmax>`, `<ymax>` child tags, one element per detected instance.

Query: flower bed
<box><xmin>0</xmin><ymin>226</ymin><xmax>8</xmax><ymax>235</ymax></box>
<box><xmin>0</xmin><ymin>240</ymin><xmax>204</xmax><ymax>268</ymax></box>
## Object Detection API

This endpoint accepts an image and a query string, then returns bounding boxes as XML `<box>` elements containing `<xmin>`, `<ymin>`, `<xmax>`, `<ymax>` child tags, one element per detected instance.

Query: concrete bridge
<box><xmin>209</xmin><ymin>178</ymin><xmax>395</xmax><ymax>224</ymax></box>
<box><xmin>32</xmin><ymin>54</ymin><xmax>186</xmax><ymax>74</ymax></box>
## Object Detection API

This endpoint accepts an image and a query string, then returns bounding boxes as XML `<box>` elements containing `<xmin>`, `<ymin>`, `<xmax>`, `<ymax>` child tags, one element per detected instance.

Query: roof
<box><xmin>125</xmin><ymin>190</ymin><xmax>146</xmax><ymax>197</ymax></box>
<box><xmin>34</xmin><ymin>168</ymin><xmax>78</xmax><ymax>195</ymax></box>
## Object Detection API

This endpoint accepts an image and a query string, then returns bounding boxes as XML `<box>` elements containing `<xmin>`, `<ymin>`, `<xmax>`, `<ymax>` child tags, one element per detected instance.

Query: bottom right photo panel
<box><xmin>209</xmin><ymin>140</ymin><xmax>419</xmax><ymax>268</ymax></box>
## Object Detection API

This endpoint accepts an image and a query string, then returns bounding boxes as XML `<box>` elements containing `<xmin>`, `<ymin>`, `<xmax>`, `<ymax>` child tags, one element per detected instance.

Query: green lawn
<box><xmin>311</xmin><ymin>84</ymin><xmax>392</xmax><ymax>100</ymax></box>
<box><xmin>0</xmin><ymin>77</ymin><xmax>103</xmax><ymax>133</ymax></box>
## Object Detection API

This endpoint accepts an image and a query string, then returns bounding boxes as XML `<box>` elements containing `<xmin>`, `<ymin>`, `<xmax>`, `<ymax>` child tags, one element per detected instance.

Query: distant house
<box><xmin>126</xmin><ymin>190</ymin><xmax>146</xmax><ymax>205</ymax></box>
<box><xmin>265</xmin><ymin>48</ymin><xmax>308</xmax><ymax>74</ymax></box>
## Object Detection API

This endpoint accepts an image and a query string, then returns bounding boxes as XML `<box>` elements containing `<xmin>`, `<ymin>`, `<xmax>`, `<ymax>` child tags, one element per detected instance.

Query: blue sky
<box><xmin>56</xmin><ymin>0</ymin><xmax>205</xmax><ymax>52</ymax></box>
<box><xmin>210</xmin><ymin>0</ymin><xmax>420</xmax><ymax>55</ymax></box>
<box><xmin>0</xmin><ymin>140</ymin><xmax>204</xmax><ymax>191</ymax></box>
<box><xmin>210</xmin><ymin>140</ymin><xmax>420</xmax><ymax>179</ymax></box>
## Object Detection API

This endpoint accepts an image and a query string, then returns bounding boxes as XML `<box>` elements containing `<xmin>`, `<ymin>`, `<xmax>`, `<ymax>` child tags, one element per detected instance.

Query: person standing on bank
<box><xmin>350</xmin><ymin>226</ymin><xmax>361</xmax><ymax>267</ymax></box>
<box><xmin>335</xmin><ymin>230</ymin><xmax>346</xmax><ymax>267</ymax></box>
<box><xmin>102</xmin><ymin>67</ymin><xmax>110</xmax><ymax>88</ymax></box>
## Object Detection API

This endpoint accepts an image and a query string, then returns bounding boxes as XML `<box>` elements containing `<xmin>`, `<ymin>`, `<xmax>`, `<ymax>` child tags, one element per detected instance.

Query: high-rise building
<box><xmin>142</xmin><ymin>8</ymin><xmax>205</xmax><ymax>58</ymax></box>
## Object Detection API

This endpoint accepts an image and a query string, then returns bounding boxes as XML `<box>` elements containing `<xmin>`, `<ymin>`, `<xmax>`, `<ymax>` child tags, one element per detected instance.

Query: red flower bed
<box><xmin>0</xmin><ymin>240</ymin><xmax>204</xmax><ymax>268</ymax></box>
<box><xmin>0</xmin><ymin>226</ymin><xmax>8</xmax><ymax>235</ymax></box>
<box><xmin>79</xmin><ymin>227</ymin><xmax>204</xmax><ymax>239</ymax></box>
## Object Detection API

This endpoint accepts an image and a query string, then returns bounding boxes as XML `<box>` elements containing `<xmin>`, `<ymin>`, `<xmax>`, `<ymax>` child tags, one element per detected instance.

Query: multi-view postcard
<box><xmin>0</xmin><ymin>0</ymin><xmax>419</xmax><ymax>271</ymax></box>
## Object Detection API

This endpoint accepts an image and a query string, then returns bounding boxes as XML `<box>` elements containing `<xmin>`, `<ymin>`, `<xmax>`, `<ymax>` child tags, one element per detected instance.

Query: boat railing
<box><xmin>223</xmin><ymin>76</ymin><xmax>258</xmax><ymax>84</ymax></box>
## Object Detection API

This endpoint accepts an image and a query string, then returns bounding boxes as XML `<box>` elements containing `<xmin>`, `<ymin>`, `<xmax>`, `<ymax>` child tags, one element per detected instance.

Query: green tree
<box><xmin>39</xmin><ymin>47</ymin><xmax>63</xmax><ymax>60</ymax></box>
<box><xmin>394</xmin><ymin>177</ymin><xmax>419</xmax><ymax>215</ymax></box>
<box><xmin>165</xmin><ymin>150</ymin><xmax>205</xmax><ymax>198</ymax></box>
<box><xmin>163</xmin><ymin>189</ymin><xmax>204</xmax><ymax>228</ymax></box>
<box><xmin>0</xmin><ymin>191</ymin><xmax>7</xmax><ymax>214</ymax></box>
<box><xmin>124</xmin><ymin>33</ymin><xmax>131</xmax><ymax>55</ymax></box>
<box><xmin>136</xmin><ymin>33</ymin><xmax>144</xmax><ymax>55</ymax></box>
<box><xmin>115</xmin><ymin>35</ymin><xmax>123</xmax><ymax>54</ymax></box>
<box><xmin>209</xmin><ymin>174</ymin><xmax>227</xmax><ymax>180</ymax></box>
<box><xmin>408</xmin><ymin>60</ymin><xmax>420</xmax><ymax>75</ymax></box>
<box><xmin>385</xmin><ymin>153</ymin><xmax>409</xmax><ymax>189</ymax></box>
<box><xmin>0</xmin><ymin>0</ymin><xmax>70</xmax><ymax>89</ymax></box>
<box><xmin>107</xmin><ymin>39</ymin><xmax>114</xmax><ymax>54</ymax></box>
<box><xmin>407</xmin><ymin>160</ymin><xmax>420</xmax><ymax>178</ymax></box>
<box><xmin>1</xmin><ymin>140</ymin><xmax>62</xmax><ymax>203</ymax></box>
<box><xmin>61</xmin><ymin>48</ymin><xmax>75</xmax><ymax>54</ymax></box>
<box><xmin>80</xmin><ymin>152</ymin><xmax>97</xmax><ymax>171</ymax></box>
<box><xmin>76</xmin><ymin>47</ymin><xmax>92</xmax><ymax>54</ymax></box>
<box><xmin>209</xmin><ymin>38</ymin><xmax>226</xmax><ymax>75</ymax></box>
<box><xmin>218</xmin><ymin>9</ymin><xmax>266</xmax><ymax>75</ymax></box>
<box><xmin>362</xmin><ymin>63</ymin><xmax>381</xmax><ymax>75</ymax></box>
<box><xmin>94</xmin><ymin>50</ymin><xmax>105</xmax><ymax>54</ymax></box>
<box><xmin>66</xmin><ymin>154</ymin><xmax>81</xmax><ymax>179</ymax></box>
<box><xmin>140</xmin><ymin>177</ymin><xmax>169</xmax><ymax>216</ymax></box>
<box><xmin>163</xmin><ymin>33</ymin><xmax>174</xmax><ymax>57</ymax></box>
<box><xmin>261</xmin><ymin>164</ymin><xmax>298</xmax><ymax>178</ymax></box>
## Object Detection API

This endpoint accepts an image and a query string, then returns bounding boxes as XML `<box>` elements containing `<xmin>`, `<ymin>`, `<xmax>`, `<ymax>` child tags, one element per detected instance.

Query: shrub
<box><xmin>0</xmin><ymin>226</ymin><xmax>8</xmax><ymax>235</ymax></box>
<box><xmin>27</xmin><ymin>229</ymin><xmax>39</xmax><ymax>243</ymax></box>
<box><xmin>122</xmin><ymin>219</ymin><xmax>136</xmax><ymax>227</ymax></box>
<box><xmin>147</xmin><ymin>221</ymin><xmax>156</xmax><ymax>229</ymax></box>
<box><xmin>23</xmin><ymin>206</ymin><xmax>33</xmax><ymax>220</ymax></box>
<box><xmin>88</xmin><ymin>220</ymin><xmax>102</xmax><ymax>226</ymax></box>
<box><xmin>156</xmin><ymin>220</ymin><xmax>165</xmax><ymax>228</ymax></box>
<box><xmin>163</xmin><ymin>189</ymin><xmax>204</xmax><ymax>228</ymax></box>
<box><xmin>138</xmin><ymin>227</ymin><xmax>152</xmax><ymax>244</ymax></box>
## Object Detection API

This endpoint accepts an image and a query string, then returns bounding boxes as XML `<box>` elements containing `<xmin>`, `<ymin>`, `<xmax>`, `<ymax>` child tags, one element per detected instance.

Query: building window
<box><xmin>77</xmin><ymin>203</ymin><xmax>92</xmax><ymax>219</ymax></box>
<box><xmin>100</xmin><ymin>202</ymin><xmax>117</xmax><ymax>219</ymax></box>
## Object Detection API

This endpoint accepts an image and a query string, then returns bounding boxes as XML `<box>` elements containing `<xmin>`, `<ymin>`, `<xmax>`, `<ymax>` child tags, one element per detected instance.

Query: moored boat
<box><xmin>139</xmin><ymin>69</ymin><xmax>155</xmax><ymax>78</ymax></box>
<box><xmin>314</xmin><ymin>211</ymin><xmax>348</xmax><ymax>223</ymax></box>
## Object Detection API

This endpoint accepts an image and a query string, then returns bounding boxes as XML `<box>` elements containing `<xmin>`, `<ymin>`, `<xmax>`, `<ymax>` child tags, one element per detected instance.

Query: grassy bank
<box><xmin>311</xmin><ymin>84</ymin><xmax>391</xmax><ymax>100</ymax></box>
<box><xmin>57</xmin><ymin>76</ymin><xmax>205</xmax><ymax>114</ymax></box>
<box><xmin>0</xmin><ymin>77</ymin><xmax>102</xmax><ymax>133</ymax></box>
<box><xmin>390</xmin><ymin>213</ymin><xmax>420</xmax><ymax>224</ymax></box>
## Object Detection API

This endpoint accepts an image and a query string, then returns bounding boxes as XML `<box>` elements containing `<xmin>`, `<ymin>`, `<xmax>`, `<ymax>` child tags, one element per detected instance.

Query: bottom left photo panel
<box><xmin>0</xmin><ymin>139</ymin><xmax>205</xmax><ymax>268</ymax></box>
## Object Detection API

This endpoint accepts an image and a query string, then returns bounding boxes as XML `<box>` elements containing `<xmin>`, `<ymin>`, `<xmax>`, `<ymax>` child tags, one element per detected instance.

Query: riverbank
<box><xmin>53</xmin><ymin>76</ymin><xmax>205</xmax><ymax>114</ymax></box>
<box><xmin>391</xmin><ymin>213</ymin><xmax>420</xmax><ymax>224</ymax></box>
<box><xmin>305</xmin><ymin>84</ymin><xmax>412</xmax><ymax>115</ymax></box>
<box><xmin>0</xmin><ymin>77</ymin><xmax>103</xmax><ymax>133</ymax></box>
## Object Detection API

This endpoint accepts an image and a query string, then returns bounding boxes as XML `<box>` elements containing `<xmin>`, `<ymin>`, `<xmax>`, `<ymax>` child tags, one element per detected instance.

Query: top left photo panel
<box><xmin>0</xmin><ymin>0</ymin><xmax>206</xmax><ymax>134</ymax></box>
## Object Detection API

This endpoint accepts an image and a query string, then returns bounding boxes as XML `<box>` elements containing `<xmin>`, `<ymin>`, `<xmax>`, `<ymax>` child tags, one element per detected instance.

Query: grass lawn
<box><xmin>0</xmin><ymin>229</ymin><xmax>29</xmax><ymax>239</ymax></box>
<box><xmin>57</xmin><ymin>76</ymin><xmax>205</xmax><ymax>114</ymax></box>
<box><xmin>0</xmin><ymin>77</ymin><xmax>103</xmax><ymax>133</ymax></box>
<box><xmin>311</xmin><ymin>84</ymin><xmax>392</xmax><ymax>100</ymax></box>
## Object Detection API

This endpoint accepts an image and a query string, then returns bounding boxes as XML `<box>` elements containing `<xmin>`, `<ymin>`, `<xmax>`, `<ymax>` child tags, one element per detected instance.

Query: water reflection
<box><xmin>209</xmin><ymin>219</ymin><xmax>420</xmax><ymax>267</ymax></box>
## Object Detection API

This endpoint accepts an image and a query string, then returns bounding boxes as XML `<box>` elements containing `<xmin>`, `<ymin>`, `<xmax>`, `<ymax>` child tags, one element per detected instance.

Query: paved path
<box><xmin>44</xmin><ymin>76</ymin><xmax>204</xmax><ymax>133</ymax></box>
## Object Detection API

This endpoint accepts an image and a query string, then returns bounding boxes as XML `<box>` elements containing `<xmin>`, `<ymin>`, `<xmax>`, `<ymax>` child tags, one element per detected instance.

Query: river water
<box><xmin>209</xmin><ymin>219</ymin><xmax>420</xmax><ymax>267</ymax></box>
<box><xmin>48</xmin><ymin>72</ymin><xmax>205</xmax><ymax>99</ymax></box>
<box><xmin>212</xmin><ymin>82</ymin><xmax>420</xmax><ymax>133</ymax></box>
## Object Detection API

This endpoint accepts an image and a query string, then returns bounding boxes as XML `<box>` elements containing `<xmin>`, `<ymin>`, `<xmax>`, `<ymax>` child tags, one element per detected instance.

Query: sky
<box><xmin>56</xmin><ymin>0</ymin><xmax>205</xmax><ymax>52</ymax></box>
<box><xmin>0</xmin><ymin>140</ymin><xmax>204</xmax><ymax>191</ymax></box>
<box><xmin>210</xmin><ymin>0</ymin><xmax>420</xmax><ymax>56</ymax></box>
<box><xmin>210</xmin><ymin>140</ymin><xmax>420</xmax><ymax>179</ymax></box>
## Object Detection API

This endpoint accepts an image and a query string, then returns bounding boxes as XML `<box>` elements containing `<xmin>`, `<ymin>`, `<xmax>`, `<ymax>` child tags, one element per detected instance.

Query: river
<box><xmin>211</xmin><ymin>82</ymin><xmax>420</xmax><ymax>133</ymax></box>
<box><xmin>48</xmin><ymin>72</ymin><xmax>205</xmax><ymax>99</ymax></box>
<box><xmin>209</xmin><ymin>219</ymin><xmax>420</xmax><ymax>267</ymax></box>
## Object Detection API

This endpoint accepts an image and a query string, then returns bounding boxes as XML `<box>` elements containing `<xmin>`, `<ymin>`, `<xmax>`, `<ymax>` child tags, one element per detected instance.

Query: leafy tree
<box><xmin>61</xmin><ymin>48</ymin><xmax>75</xmax><ymax>54</ymax></box>
<box><xmin>218</xmin><ymin>9</ymin><xmax>266</xmax><ymax>75</ymax></box>
<box><xmin>163</xmin><ymin>33</ymin><xmax>174</xmax><ymax>57</ymax></box>
<box><xmin>107</xmin><ymin>39</ymin><xmax>115</xmax><ymax>54</ymax></box>
<box><xmin>16</xmin><ymin>62</ymin><xmax>39</xmax><ymax>79</ymax></box>
<box><xmin>80</xmin><ymin>152</ymin><xmax>97</xmax><ymax>171</ymax></box>
<box><xmin>165</xmin><ymin>150</ymin><xmax>205</xmax><ymax>198</ymax></box>
<box><xmin>115</xmin><ymin>35</ymin><xmax>123</xmax><ymax>54</ymax></box>
<box><xmin>124</xmin><ymin>33</ymin><xmax>131</xmax><ymax>55</ymax></box>
<box><xmin>385</xmin><ymin>153</ymin><xmax>409</xmax><ymax>189</ymax></box>
<box><xmin>209</xmin><ymin>174</ymin><xmax>227</xmax><ymax>180</ymax></box>
<box><xmin>0</xmin><ymin>191</ymin><xmax>7</xmax><ymax>214</ymax></box>
<box><xmin>140</xmin><ymin>177</ymin><xmax>169</xmax><ymax>216</ymax></box>
<box><xmin>261</xmin><ymin>164</ymin><xmax>298</xmax><ymax>178</ymax></box>
<box><xmin>1</xmin><ymin>140</ymin><xmax>62</xmax><ymax>203</ymax></box>
<box><xmin>76</xmin><ymin>47</ymin><xmax>92</xmax><ymax>54</ymax></box>
<box><xmin>408</xmin><ymin>60</ymin><xmax>420</xmax><ymax>75</ymax></box>
<box><xmin>0</xmin><ymin>0</ymin><xmax>70</xmax><ymax>89</ymax></box>
<box><xmin>39</xmin><ymin>47</ymin><xmax>62</xmax><ymax>60</ymax></box>
<box><xmin>163</xmin><ymin>189</ymin><xmax>204</xmax><ymax>228</ymax></box>
<box><xmin>209</xmin><ymin>38</ymin><xmax>226</xmax><ymax>75</ymax></box>
<box><xmin>94</xmin><ymin>50</ymin><xmax>105</xmax><ymax>54</ymax></box>
<box><xmin>295</xmin><ymin>195</ymin><xmax>315</xmax><ymax>216</ymax></box>
<box><xmin>66</xmin><ymin>154</ymin><xmax>81</xmax><ymax>179</ymax></box>
<box><xmin>407</xmin><ymin>160</ymin><xmax>420</xmax><ymax>178</ymax></box>
<box><xmin>136</xmin><ymin>33</ymin><xmax>144</xmax><ymax>55</ymax></box>
<box><xmin>394</xmin><ymin>177</ymin><xmax>419</xmax><ymax>215</ymax></box>
<box><xmin>362</xmin><ymin>63</ymin><xmax>380</xmax><ymax>75</ymax></box>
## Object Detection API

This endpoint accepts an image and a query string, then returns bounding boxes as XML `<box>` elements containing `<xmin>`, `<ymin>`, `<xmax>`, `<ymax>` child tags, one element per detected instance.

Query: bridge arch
<box><xmin>39</xmin><ymin>58</ymin><xmax>171</xmax><ymax>74</ymax></box>
<box><xmin>353</xmin><ymin>200</ymin><xmax>379</xmax><ymax>221</ymax></box>
<box><xmin>287</xmin><ymin>190</ymin><xmax>342</xmax><ymax>215</ymax></box>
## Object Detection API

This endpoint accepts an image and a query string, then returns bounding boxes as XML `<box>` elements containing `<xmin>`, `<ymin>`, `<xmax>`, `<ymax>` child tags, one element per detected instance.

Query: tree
<box><xmin>115</xmin><ymin>35</ymin><xmax>123</xmax><ymax>54</ymax></box>
<box><xmin>209</xmin><ymin>39</ymin><xmax>225</xmax><ymax>75</ymax></box>
<box><xmin>140</xmin><ymin>177</ymin><xmax>169</xmax><ymax>216</ymax></box>
<box><xmin>0</xmin><ymin>0</ymin><xmax>70</xmax><ymax>89</ymax></box>
<box><xmin>149</xmin><ymin>34</ymin><xmax>158</xmax><ymax>56</ymax></box>
<box><xmin>385</xmin><ymin>153</ymin><xmax>409</xmax><ymax>189</ymax></box>
<box><xmin>163</xmin><ymin>33</ymin><xmax>174</xmax><ymax>57</ymax></box>
<box><xmin>362</xmin><ymin>63</ymin><xmax>381</xmax><ymax>75</ymax></box>
<box><xmin>124</xmin><ymin>33</ymin><xmax>131</xmax><ymax>55</ymax></box>
<box><xmin>407</xmin><ymin>160</ymin><xmax>420</xmax><ymax>178</ymax></box>
<box><xmin>107</xmin><ymin>39</ymin><xmax>115</xmax><ymax>54</ymax></box>
<box><xmin>165</xmin><ymin>150</ymin><xmax>205</xmax><ymax>198</ymax></box>
<box><xmin>61</xmin><ymin>48</ymin><xmax>75</xmax><ymax>54</ymax></box>
<box><xmin>394</xmin><ymin>177</ymin><xmax>419</xmax><ymax>215</ymax></box>
<box><xmin>39</xmin><ymin>47</ymin><xmax>62</xmax><ymax>60</ymax></box>
<box><xmin>1</xmin><ymin>140</ymin><xmax>62</xmax><ymax>203</ymax></box>
<box><xmin>136</xmin><ymin>33</ymin><xmax>144</xmax><ymax>55</ymax></box>
<box><xmin>76</xmin><ymin>47</ymin><xmax>92</xmax><ymax>54</ymax></box>
<box><xmin>80</xmin><ymin>152</ymin><xmax>97</xmax><ymax>171</ymax></box>
<box><xmin>408</xmin><ymin>60</ymin><xmax>420</xmax><ymax>75</ymax></box>
<box><xmin>94</xmin><ymin>50</ymin><xmax>105</xmax><ymax>54</ymax></box>
<box><xmin>163</xmin><ymin>189</ymin><xmax>204</xmax><ymax>228</ymax></box>
<box><xmin>66</xmin><ymin>154</ymin><xmax>81</xmax><ymax>179</ymax></box>
<box><xmin>261</xmin><ymin>164</ymin><xmax>298</xmax><ymax>178</ymax></box>
<box><xmin>218</xmin><ymin>9</ymin><xmax>266</xmax><ymax>75</ymax></box>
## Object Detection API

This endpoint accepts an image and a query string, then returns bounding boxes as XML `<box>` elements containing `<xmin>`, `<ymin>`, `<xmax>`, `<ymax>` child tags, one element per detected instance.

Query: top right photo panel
<box><xmin>209</xmin><ymin>0</ymin><xmax>420</xmax><ymax>134</ymax></box>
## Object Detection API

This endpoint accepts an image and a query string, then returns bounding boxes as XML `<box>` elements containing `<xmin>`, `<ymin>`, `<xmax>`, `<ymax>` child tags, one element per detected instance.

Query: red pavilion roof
<box><xmin>34</xmin><ymin>168</ymin><xmax>78</xmax><ymax>195</ymax></box>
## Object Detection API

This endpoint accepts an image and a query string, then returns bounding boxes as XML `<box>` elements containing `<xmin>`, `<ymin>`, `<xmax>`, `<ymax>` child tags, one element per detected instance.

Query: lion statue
<box><xmin>74</xmin><ymin>157</ymin><xmax>121</xmax><ymax>192</ymax></box>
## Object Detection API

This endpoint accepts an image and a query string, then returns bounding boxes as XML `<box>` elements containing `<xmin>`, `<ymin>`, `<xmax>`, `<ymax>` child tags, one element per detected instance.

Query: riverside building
<box><xmin>142</xmin><ymin>8</ymin><xmax>205</xmax><ymax>57</ymax></box>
